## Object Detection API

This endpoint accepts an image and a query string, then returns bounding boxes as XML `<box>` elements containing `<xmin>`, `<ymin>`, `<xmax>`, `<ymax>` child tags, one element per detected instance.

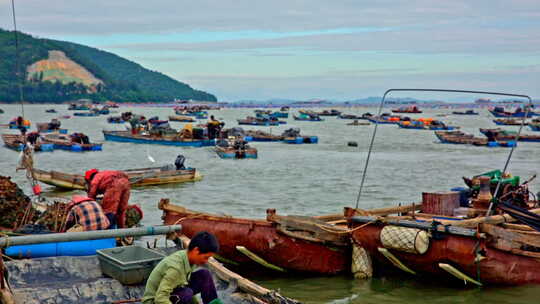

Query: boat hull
<box><xmin>160</xmin><ymin>204</ymin><xmax>350</xmax><ymax>274</ymax></box>
<box><xmin>103</xmin><ymin>131</ymin><xmax>215</xmax><ymax>147</ymax></box>
<box><xmin>32</xmin><ymin>167</ymin><xmax>202</xmax><ymax>190</ymax></box>
<box><xmin>350</xmin><ymin>223</ymin><xmax>540</xmax><ymax>285</ymax></box>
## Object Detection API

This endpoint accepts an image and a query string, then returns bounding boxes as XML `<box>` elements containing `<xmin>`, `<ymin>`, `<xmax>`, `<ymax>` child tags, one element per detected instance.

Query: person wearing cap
<box><xmin>65</xmin><ymin>195</ymin><xmax>110</xmax><ymax>231</ymax></box>
<box><xmin>85</xmin><ymin>169</ymin><xmax>131</xmax><ymax>228</ymax></box>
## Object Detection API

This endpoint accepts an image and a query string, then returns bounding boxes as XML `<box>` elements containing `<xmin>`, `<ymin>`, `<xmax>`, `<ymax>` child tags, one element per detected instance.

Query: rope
<box><xmin>11</xmin><ymin>0</ymin><xmax>25</xmax><ymax>118</ymax></box>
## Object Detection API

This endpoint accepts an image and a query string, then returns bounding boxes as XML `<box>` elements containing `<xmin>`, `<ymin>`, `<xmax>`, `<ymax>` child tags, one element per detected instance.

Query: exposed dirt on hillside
<box><xmin>26</xmin><ymin>50</ymin><xmax>103</xmax><ymax>86</ymax></box>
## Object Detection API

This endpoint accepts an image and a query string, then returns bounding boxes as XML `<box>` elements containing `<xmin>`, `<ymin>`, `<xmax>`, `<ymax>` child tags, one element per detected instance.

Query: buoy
<box><xmin>348</xmin><ymin>141</ymin><xmax>358</xmax><ymax>147</ymax></box>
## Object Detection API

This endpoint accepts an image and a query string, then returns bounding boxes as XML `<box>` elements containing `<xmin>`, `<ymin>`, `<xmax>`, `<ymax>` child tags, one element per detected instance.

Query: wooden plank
<box><xmin>481</xmin><ymin>224</ymin><xmax>540</xmax><ymax>248</ymax></box>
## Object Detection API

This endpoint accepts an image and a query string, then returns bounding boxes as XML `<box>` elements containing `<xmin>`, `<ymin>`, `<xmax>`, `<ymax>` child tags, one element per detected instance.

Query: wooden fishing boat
<box><xmin>102</xmin><ymin>130</ymin><xmax>215</xmax><ymax>147</ymax></box>
<box><xmin>338</xmin><ymin>113</ymin><xmax>372</xmax><ymax>120</ymax></box>
<box><xmin>36</xmin><ymin>122</ymin><xmax>67</xmax><ymax>134</ymax></box>
<box><xmin>159</xmin><ymin>199</ymin><xmax>351</xmax><ymax>274</ymax></box>
<box><xmin>293</xmin><ymin>114</ymin><xmax>323</xmax><ymax>121</ymax></box>
<box><xmin>492</xmin><ymin>118</ymin><xmax>526</xmax><ymax>126</ymax></box>
<box><xmin>67</xmin><ymin>104</ymin><xmax>90</xmax><ymax>110</ymax></box>
<box><xmin>73</xmin><ymin>111</ymin><xmax>99</xmax><ymax>117</ymax></box>
<box><xmin>317</xmin><ymin>109</ymin><xmax>341</xmax><ymax>116</ymax></box>
<box><xmin>489</xmin><ymin>106</ymin><xmax>535</xmax><ymax>118</ymax></box>
<box><xmin>215</xmin><ymin>139</ymin><xmax>257</xmax><ymax>159</ymax></box>
<box><xmin>1</xmin><ymin>134</ymin><xmax>54</xmax><ymax>152</ymax></box>
<box><xmin>169</xmin><ymin>115</ymin><xmax>195</xmax><ymax>122</ymax></box>
<box><xmin>0</xmin><ymin>242</ymin><xmax>296</xmax><ymax>304</ymax></box>
<box><xmin>398</xmin><ymin>118</ymin><xmax>458</xmax><ymax>130</ymax></box>
<box><xmin>452</xmin><ymin>110</ymin><xmax>479</xmax><ymax>115</ymax></box>
<box><xmin>391</xmin><ymin>106</ymin><xmax>422</xmax><ymax>113</ymax></box>
<box><xmin>530</xmin><ymin>123</ymin><xmax>540</xmax><ymax>132</ymax></box>
<box><xmin>31</xmin><ymin>166</ymin><xmax>202</xmax><ymax>190</ymax></box>
<box><xmin>44</xmin><ymin>109</ymin><xmax>57</xmax><ymax>113</ymax></box>
<box><xmin>367</xmin><ymin>115</ymin><xmax>402</xmax><ymax>124</ymax></box>
<box><xmin>434</xmin><ymin>130</ymin><xmax>516</xmax><ymax>147</ymax></box>
<box><xmin>347</xmin><ymin>120</ymin><xmax>370</xmax><ymax>126</ymax></box>
<box><xmin>282</xmin><ymin>136</ymin><xmax>318</xmax><ymax>144</ymax></box>
<box><xmin>479</xmin><ymin>128</ymin><xmax>540</xmax><ymax>142</ymax></box>
<box><xmin>237</xmin><ymin>117</ymin><xmax>280</xmax><ymax>126</ymax></box>
<box><xmin>42</xmin><ymin>133</ymin><xmax>102</xmax><ymax>151</ymax></box>
<box><xmin>244</xmin><ymin>130</ymin><xmax>284</xmax><ymax>142</ymax></box>
<box><xmin>346</xmin><ymin>204</ymin><xmax>540</xmax><ymax>286</ymax></box>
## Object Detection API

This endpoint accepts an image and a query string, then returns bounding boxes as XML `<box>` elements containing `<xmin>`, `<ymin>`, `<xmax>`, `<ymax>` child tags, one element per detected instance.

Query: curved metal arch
<box><xmin>354</xmin><ymin>88</ymin><xmax>533</xmax><ymax>217</ymax></box>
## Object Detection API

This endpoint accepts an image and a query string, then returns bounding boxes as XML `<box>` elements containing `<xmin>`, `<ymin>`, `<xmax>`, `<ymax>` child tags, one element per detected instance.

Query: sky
<box><xmin>0</xmin><ymin>0</ymin><xmax>539</xmax><ymax>101</ymax></box>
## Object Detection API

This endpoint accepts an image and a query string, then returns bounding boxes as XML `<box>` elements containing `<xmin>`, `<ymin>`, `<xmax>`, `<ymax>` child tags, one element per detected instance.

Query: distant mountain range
<box><xmin>233</xmin><ymin>97</ymin><xmax>539</xmax><ymax>105</ymax></box>
<box><xmin>0</xmin><ymin>28</ymin><xmax>216</xmax><ymax>103</ymax></box>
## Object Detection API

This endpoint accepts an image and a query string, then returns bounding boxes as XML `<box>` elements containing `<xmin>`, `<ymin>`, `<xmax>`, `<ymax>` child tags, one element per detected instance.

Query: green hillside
<box><xmin>0</xmin><ymin>28</ymin><xmax>217</xmax><ymax>103</ymax></box>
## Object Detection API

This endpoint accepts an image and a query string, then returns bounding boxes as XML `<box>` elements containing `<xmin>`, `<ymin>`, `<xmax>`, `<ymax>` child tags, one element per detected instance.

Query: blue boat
<box><xmin>237</xmin><ymin>117</ymin><xmax>280</xmax><ymax>126</ymax></box>
<box><xmin>283</xmin><ymin>136</ymin><xmax>318</xmax><ymax>144</ymax></box>
<box><xmin>489</xmin><ymin>106</ymin><xmax>535</xmax><ymax>118</ymax></box>
<box><xmin>40</xmin><ymin>128</ymin><xmax>68</xmax><ymax>134</ymax></box>
<box><xmin>530</xmin><ymin>124</ymin><xmax>540</xmax><ymax>132</ymax></box>
<box><xmin>271</xmin><ymin>111</ymin><xmax>289</xmax><ymax>118</ymax></box>
<box><xmin>103</xmin><ymin>130</ymin><xmax>215</xmax><ymax>147</ymax></box>
<box><xmin>398</xmin><ymin>121</ymin><xmax>457</xmax><ymax>130</ymax></box>
<box><xmin>215</xmin><ymin>139</ymin><xmax>257</xmax><ymax>159</ymax></box>
<box><xmin>74</xmin><ymin>112</ymin><xmax>99</xmax><ymax>117</ymax></box>
<box><xmin>293</xmin><ymin>114</ymin><xmax>323</xmax><ymax>121</ymax></box>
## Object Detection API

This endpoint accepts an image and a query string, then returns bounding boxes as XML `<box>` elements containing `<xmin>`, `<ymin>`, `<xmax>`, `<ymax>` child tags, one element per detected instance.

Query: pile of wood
<box><xmin>0</xmin><ymin>176</ymin><xmax>35</xmax><ymax>229</ymax></box>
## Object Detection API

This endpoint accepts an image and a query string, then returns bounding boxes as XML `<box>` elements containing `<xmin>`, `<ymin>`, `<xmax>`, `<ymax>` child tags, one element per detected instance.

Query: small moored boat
<box><xmin>31</xmin><ymin>166</ymin><xmax>202</xmax><ymax>190</ymax></box>
<box><xmin>102</xmin><ymin>130</ymin><xmax>215</xmax><ymax>147</ymax></box>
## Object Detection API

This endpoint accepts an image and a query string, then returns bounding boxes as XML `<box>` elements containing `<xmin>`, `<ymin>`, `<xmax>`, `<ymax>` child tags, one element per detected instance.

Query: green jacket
<box><xmin>142</xmin><ymin>250</ymin><xmax>195</xmax><ymax>304</ymax></box>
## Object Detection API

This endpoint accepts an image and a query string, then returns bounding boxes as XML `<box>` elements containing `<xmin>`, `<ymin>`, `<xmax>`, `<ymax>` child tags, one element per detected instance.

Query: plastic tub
<box><xmin>97</xmin><ymin>246</ymin><xmax>165</xmax><ymax>285</ymax></box>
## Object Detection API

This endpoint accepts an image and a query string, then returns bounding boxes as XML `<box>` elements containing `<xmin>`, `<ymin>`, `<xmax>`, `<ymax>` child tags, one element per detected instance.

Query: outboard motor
<box><xmin>175</xmin><ymin>154</ymin><xmax>186</xmax><ymax>170</ymax></box>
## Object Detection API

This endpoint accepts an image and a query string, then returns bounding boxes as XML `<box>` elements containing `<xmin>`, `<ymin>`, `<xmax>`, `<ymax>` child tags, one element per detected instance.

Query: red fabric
<box><xmin>101</xmin><ymin>177</ymin><xmax>130</xmax><ymax>228</ymax></box>
<box><xmin>85</xmin><ymin>169</ymin><xmax>99</xmax><ymax>182</ymax></box>
<box><xmin>87</xmin><ymin>170</ymin><xmax>129</xmax><ymax>199</ymax></box>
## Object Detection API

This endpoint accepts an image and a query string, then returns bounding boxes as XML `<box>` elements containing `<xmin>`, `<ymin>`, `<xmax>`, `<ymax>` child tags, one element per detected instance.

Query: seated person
<box><xmin>64</xmin><ymin>195</ymin><xmax>110</xmax><ymax>231</ymax></box>
<box><xmin>142</xmin><ymin>231</ymin><xmax>222</xmax><ymax>304</ymax></box>
<box><xmin>175</xmin><ymin>155</ymin><xmax>186</xmax><ymax>170</ymax></box>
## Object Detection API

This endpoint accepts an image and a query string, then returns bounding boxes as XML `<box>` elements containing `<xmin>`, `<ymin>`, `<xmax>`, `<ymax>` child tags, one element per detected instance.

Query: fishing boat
<box><xmin>67</xmin><ymin>103</ymin><xmax>90</xmax><ymax>110</ymax></box>
<box><xmin>237</xmin><ymin>116</ymin><xmax>280</xmax><ymax>126</ymax></box>
<box><xmin>270</xmin><ymin>110</ymin><xmax>289</xmax><ymax>118</ymax></box>
<box><xmin>36</xmin><ymin>122</ymin><xmax>68</xmax><ymax>134</ymax></box>
<box><xmin>493</xmin><ymin>118</ymin><xmax>527</xmax><ymax>126</ymax></box>
<box><xmin>451</xmin><ymin>110</ymin><xmax>479</xmax><ymax>115</ymax></box>
<box><xmin>282</xmin><ymin>136</ymin><xmax>318</xmax><ymax>144</ymax></box>
<box><xmin>479</xmin><ymin>128</ymin><xmax>540</xmax><ymax>143</ymax></box>
<box><xmin>159</xmin><ymin>199</ymin><xmax>351</xmax><ymax>274</ymax></box>
<box><xmin>391</xmin><ymin>105</ymin><xmax>422</xmax><ymax>113</ymax></box>
<box><xmin>215</xmin><ymin>138</ymin><xmax>257</xmax><ymax>159</ymax></box>
<box><xmin>169</xmin><ymin>115</ymin><xmax>196</xmax><ymax>122</ymax></box>
<box><xmin>102</xmin><ymin>130</ymin><xmax>215</xmax><ymax>147</ymax></box>
<box><xmin>107</xmin><ymin>116</ymin><xmax>125</xmax><ymax>124</ymax></box>
<box><xmin>488</xmin><ymin>106</ymin><xmax>535</xmax><ymax>118</ymax></box>
<box><xmin>338</xmin><ymin>113</ymin><xmax>373</xmax><ymax>120</ymax></box>
<box><xmin>73</xmin><ymin>111</ymin><xmax>99</xmax><ymax>117</ymax></box>
<box><xmin>398</xmin><ymin>119</ymin><xmax>458</xmax><ymax>130</ymax></box>
<box><xmin>293</xmin><ymin>113</ymin><xmax>323</xmax><ymax>121</ymax></box>
<box><xmin>244</xmin><ymin>130</ymin><xmax>284</xmax><ymax>142</ymax></box>
<box><xmin>316</xmin><ymin>109</ymin><xmax>342</xmax><ymax>116</ymax></box>
<box><xmin>434</xmin><ymin>130</ymin><xmax>516</xmax><ymax>147</ymax></box>
<box><xmin>367</xmin><ymin>115</ymin><xmax>402</xmax><ymax>124</ymax></box>
<box><xmin>42</xmin><ymin>133</ymin><xmax>102</xmax><ymax>151</ymax></box>
<box><xmin>347</xmin><ymin>120</ymin><xmax>370</xmax><ymax>126</ymax></box>
<box><xmin>1</xmin><ymin>134</ymin><xmax>54</xmax><ymax>152</ymax></box>
<box><xmin>44</xmin><ymin>109</ymin><xmax>57</xmax><ymax>113</ymax></box>
<box><xmin>530</xmin><ymin>123</ymin><xmax>540</xmax><ymax>132</ymax></box>
<box><xmin>0</xmin><ymin>242</ymin><xmax>296</xmax><ymax>304</ymax></box>
<box><xmin>31</xmin><ymin>166</ymin><xmax>202</xmax><ymax>190</ymax></box>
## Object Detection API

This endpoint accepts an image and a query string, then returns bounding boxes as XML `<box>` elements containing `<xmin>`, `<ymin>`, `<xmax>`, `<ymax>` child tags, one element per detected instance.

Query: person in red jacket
<box><xmin>85</xmin><ymin>169</ymin><xmax>131</xmax><ymax>228</ymax></box>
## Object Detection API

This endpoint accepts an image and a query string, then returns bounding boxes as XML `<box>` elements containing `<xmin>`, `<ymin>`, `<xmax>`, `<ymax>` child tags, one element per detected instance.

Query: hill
<box><xmin>0</xmin><ymin>28</ymin><xmax>216</xmax><ymax>103</ymax></box>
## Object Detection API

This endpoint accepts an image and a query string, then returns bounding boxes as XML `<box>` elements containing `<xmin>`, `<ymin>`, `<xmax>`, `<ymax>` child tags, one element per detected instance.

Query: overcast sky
<box><xmin>1</xmin><ymin>0</ymin><xmax>538</xmax><ymax>101</ymax></box>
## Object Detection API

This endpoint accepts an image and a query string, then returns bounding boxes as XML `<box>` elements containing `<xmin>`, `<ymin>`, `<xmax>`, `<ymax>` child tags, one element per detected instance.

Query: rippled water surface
<box><xmin>1</xmin><ymin>104</ymin><xmax>539</xmax><ymax>303</ymax></box>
